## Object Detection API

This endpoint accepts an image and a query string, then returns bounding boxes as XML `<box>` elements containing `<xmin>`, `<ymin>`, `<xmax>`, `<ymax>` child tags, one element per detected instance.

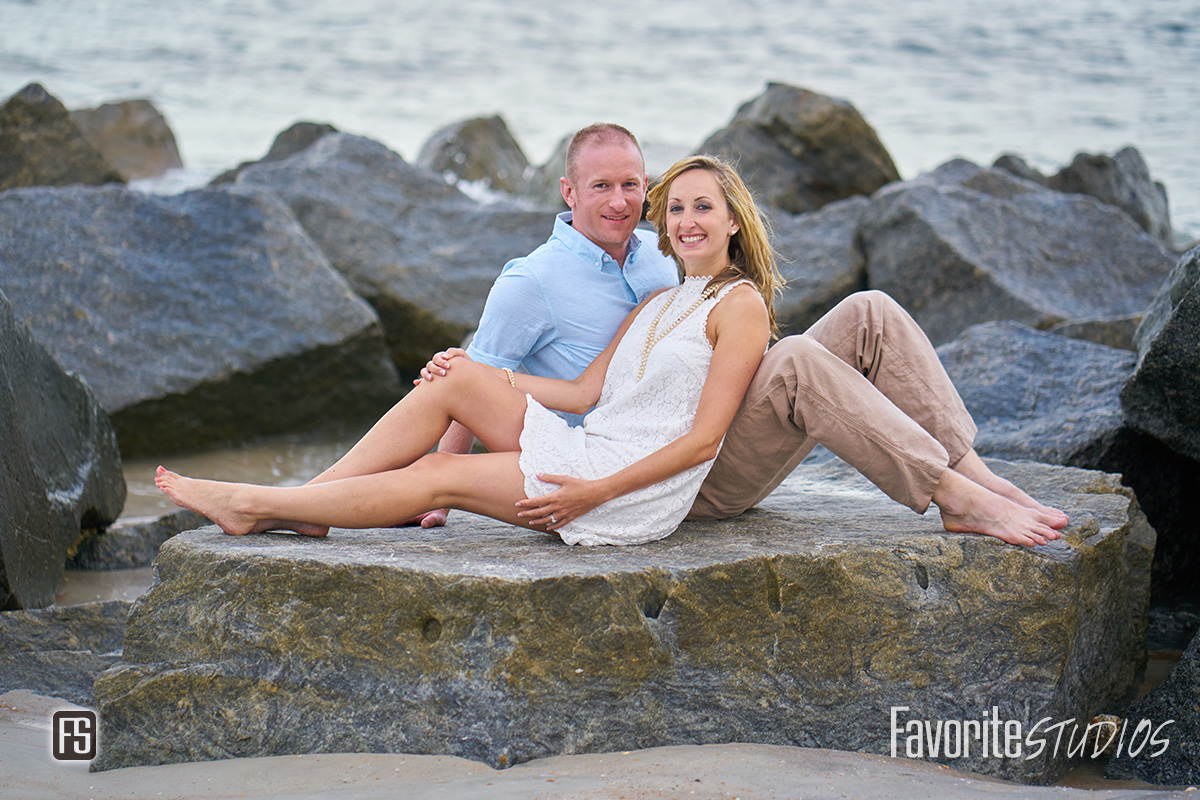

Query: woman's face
<box><xmin>665</xmin><ymin>168</ymin><xmax>740</xmax><ymax>274</ymax></box>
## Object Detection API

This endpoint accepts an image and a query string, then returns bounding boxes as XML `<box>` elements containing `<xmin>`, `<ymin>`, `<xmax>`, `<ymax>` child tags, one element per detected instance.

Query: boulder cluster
<box><xmin>1</xmin><ymin>80</ymin><xmax>1197</xmax><ymax>785</ymax></box>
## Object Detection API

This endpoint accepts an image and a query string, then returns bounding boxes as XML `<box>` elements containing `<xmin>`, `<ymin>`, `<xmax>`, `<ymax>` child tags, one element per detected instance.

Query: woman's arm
<box><xmin>516</xmin><ymin>284</ymin><xmax>769</xmax><ymax>528</ymax></box>
<box><xmin>421</xmin><ymin>291</ymin><xmax>664</xmax><ymax>416</ymax></box>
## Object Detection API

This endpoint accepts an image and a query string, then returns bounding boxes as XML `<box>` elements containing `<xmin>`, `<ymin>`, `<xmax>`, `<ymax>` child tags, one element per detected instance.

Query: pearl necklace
<box><xmin>637</xmin><ymin>280</ymin><xmax>717</xmax><ymax>382</ymax></box>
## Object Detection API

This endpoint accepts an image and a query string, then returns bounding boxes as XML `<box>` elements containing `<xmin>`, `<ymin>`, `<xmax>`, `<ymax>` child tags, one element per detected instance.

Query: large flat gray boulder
<box><xmin>0</xmin><ymin>183</ymin><xmax>401</xmax><ymax>457</ymax></box>
<box><xmin>235</xmin><ymin>133</ymin><xmax>550</xmax><ymax>375</ymax></box>
<box><xmin>0</xmin><ymin>290</ymin><xmax>125</xmax><ymax>609</ymax></box>
<box><xmin>94</xmin><ymin>460</ymin><xmax>1151</xmax><ymax>784</ymax></box>
<box><xmin>699</xmin><ymin>83</ymin><xmax>900</xmax><ymax>214</ymax></box>
<box><xmin>860</xmin><ymin>160</ymin><xmax>1175</xmax><ymax>345</ymax></box>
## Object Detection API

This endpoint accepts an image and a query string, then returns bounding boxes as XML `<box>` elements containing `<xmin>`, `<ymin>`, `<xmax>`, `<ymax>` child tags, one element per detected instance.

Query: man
<box><xmin>412</xmin><ymin>123</ymin><xmax>1066</xmax><ymax>547</ymax></box>
<box><xmin>406</xmin><ymin>123</ymin><xmax>678</xmax><ymax>527</ymax></box>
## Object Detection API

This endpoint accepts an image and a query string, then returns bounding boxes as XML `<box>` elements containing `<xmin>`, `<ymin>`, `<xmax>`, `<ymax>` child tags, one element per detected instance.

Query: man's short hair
<box><xmin>564</xmin><ymin>123</ymin><xmax>643</xmax><ymax>183</ymax></box>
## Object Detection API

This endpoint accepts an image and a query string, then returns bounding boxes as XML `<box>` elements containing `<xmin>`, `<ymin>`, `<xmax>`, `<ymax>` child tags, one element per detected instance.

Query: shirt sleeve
<box><xmin>466</xmin><ymin>267</ymin><xmax>554</xmax><ymax>370</ymax></box>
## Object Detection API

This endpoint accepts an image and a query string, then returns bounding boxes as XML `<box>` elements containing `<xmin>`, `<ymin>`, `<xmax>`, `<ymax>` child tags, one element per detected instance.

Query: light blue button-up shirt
<box><xmin>467</xmin><ymin>211</ymin><xmax>679</xmax><ymax>423</ymax></box>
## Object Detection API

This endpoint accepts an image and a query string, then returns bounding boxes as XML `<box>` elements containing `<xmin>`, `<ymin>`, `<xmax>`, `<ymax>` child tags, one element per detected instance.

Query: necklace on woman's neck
<box><xmin>636</xmin><ymin>281</ymin><xmax>717</xmax><ymax>382</ymax></box>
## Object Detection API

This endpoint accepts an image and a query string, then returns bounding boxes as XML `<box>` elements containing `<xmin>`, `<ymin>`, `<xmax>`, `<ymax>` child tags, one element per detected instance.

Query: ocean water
<box><xmin>2</xmin><ymin>0</ymin><xmax>1198</xmax><ymax>239</ymax></box>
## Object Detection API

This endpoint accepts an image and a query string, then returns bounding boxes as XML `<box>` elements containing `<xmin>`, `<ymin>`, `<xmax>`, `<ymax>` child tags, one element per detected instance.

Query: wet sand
<box><xmin>3</xmin><ymin>688</ymin><xmax>1192</xmax><ymax>800</ymax></box>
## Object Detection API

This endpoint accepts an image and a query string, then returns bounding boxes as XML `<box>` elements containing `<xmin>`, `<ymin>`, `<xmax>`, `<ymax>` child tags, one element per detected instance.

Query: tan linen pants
<box><xmin>689</xmin><ymin>290</ymin><xmax>977</xmax><ymax>520</ymax></box>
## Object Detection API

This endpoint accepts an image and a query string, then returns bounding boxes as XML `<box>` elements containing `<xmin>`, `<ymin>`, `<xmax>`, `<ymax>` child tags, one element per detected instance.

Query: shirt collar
<box><xmin>553</xmin><ymin>211</ymin><xmax>642</xmax><ymax>266</ymax></box>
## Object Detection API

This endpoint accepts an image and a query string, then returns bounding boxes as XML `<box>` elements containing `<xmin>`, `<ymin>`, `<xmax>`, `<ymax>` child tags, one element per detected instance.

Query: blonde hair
<box><xmin>646</xmin><ymin>155</ymin><xmax>786</xmax><ymax>336</ymax></box>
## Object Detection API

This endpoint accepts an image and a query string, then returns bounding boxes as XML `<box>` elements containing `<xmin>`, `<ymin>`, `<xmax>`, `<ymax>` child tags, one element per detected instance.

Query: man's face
<box><xmin>560</xmin><ymin>140</ymin><xmax>648</xmax><ymax>262</ymax></box>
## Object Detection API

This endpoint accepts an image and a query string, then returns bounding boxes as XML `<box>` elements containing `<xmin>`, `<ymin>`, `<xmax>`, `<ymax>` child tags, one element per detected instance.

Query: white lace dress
<box><xmin>518</xmin><ymin>276</ymin><xmax>750</xmax><ymax>546</ymax></box>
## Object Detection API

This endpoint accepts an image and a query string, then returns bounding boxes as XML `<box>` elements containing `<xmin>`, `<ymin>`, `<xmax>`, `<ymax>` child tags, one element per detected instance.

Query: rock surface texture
<box><xmin>1046</xmin><ymin>148</ymin><xmax>1174</xmax><ymax>249</ymax></box>
<box><xmin>0</xmin><ymin>83</ymin><xmax>124</xmax><ymax>191</ymax></box>
<box><xmin>1122</xmin><ymin>245</ymin><xmax>1200</xmax><ymax>463</ymax></box>
<box><xmin>770</xmin><ymin>196</ymin><xmax>868</xmax><ymax>336</ymax></box>
<box><xmin>699</xmin><ymin>83</ymin><xmax>900</xmax><ymax>214</ymax></box>
<box><xmin>236</xmin><ymin>133</ymin><xmax>550</xmax><ymax>374</ymax></box>
<box><xmin>0</xmin><ymin>291</ymin><xmax>125</xmax><ymax>609</ymax></box>
<box><xmin>94</xmin><ymin>460</ymin><xmax>1152</xmax><ymax>785</ymax></box>
<box><xmin>0</xmin><ymin>184</ymin><xmax>401</xmax><ymax>457</ymax></box>
<box><xmin>1106</xmin><ymin>630</ymin><xmax>1200</xmax><ymax>786</ymax></box>
<box><xmin>209</xmin><ymin>120</ymin><xmax>338</xmax><ymax>185</ymax></box>
<box><xmin>70</xmin><ymin>98</ymin><xmax>183</xmax><ymax>181</ymax></box>
<box><xmin>0</xmin><ymin>600</ymin><xmax>129</xmax><ymax>705</ymax></box>
<box><xmin>417</xmin><ymin>115</ymin><xmax>533</xmax><ymax>196</ymax></box>
<box><xmin>937</xmin><ymin>322</ymin><xmax>1136</xmax><ymax>466</ymax></box>
<box><xmin>860</xmin><ymin>160</ymin><xmax>1175</xmax><ymax>345</ymax></box>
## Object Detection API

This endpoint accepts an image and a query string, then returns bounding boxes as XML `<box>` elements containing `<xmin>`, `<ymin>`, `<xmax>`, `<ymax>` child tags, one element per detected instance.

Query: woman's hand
<box><xmin>416</xmin><ymin>347</ymin><xmax>469</xmax><ymax>385</ymax></box>
<box><xmin>515</xmin><ymin>473</ymin><xmax>610</xmax><ymax>530</ymax></box>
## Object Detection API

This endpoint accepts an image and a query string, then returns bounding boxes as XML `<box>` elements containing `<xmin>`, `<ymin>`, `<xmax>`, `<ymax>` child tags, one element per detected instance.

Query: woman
<box><xmin>156</xmin><ymin>155</ymin><xmax>784</xmax><ymax>545</ymax></box>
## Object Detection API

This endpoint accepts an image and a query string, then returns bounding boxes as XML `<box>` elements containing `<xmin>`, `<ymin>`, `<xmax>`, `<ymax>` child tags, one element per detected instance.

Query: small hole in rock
<box><xmin>422</xmin><ymin>617</ymin><xmax>443</xmax><ymax>643</ymax></box>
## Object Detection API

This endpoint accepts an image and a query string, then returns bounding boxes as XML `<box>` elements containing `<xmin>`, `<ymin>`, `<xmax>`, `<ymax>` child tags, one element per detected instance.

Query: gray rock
<box><xmin>1148</xmin><ymin>605</ymin><xmax>1200</xmax><ymax>652</ymax></box>
<box><xmin>0</xmin><ymin>600</ymin><xmax>129</xmax><ymax>706</ymax></box>
<box><xmin>94</xmin><ymin>459</ymin><xmax>1151</xmax><ymax>785</ymax></box>
<box><xmin>525</xmin><ymin>132</ymin><xmax>571</xmax><ymax>210</ymax></box>
<box><xmin>992</xmin><ymin>154</ymin><xmax>1048</xmax><ymax>186</ymax></box>
<box><xmin>771</xmin><ymin>196</ymin><xmax>868</xmax><ymax>335</ymax></box>
<box><xmin>1048</xmin><ymin>147</ymin><xmax>1174</xmax><ymax>249</ymax></box>
<box><xmin>68</xmin><ymin>509</ymin><xmax>209</xmax><ymax>570</ymax></box>
<box><xmin>236</xmin><ymin>133</ymin><xmax>551</xmax><ymax>374</ymax></box>
<box><xmin>209</xmin><ymin>120</ymin><xmax>338</xmax><ymax>185</ymax></box>
<box><xmin>1122</xmin><ymin>246</ymin><xmax>1200</xmax><ymax>462</ymax></box>
<box><xmin>417</xmin><ymin>115</ymin><xmax>533</xmax><ymax>196</ymax></box>
<box><xmin>70</xmin><ymin>99</ymin><xmax>183</xmax><ymax>181</ymax></box>
<box><xmin>0</xmin><ymin>291</ymin><xmax>125</xmax><ymax>610</ymax></box>
<box><xmin>939</xmin><ymin>319</ymin><xmax>1197</xmax><ymax>605</ymax></box>
<box><xmin>1106</xmin><ymin>630</ymin><xmax>1200</xmax><ymax>785</ymax></box>
<box><xmin>1047</xmin><ymin>314</ymin><xmax>1141</xmax><ymax>352</ymax></box>
<box><xmin>860</xmin><ymin>160</ymin><xmax>1175</xmax><ymax>345</ymax></box>
<box><xmin>0</xmin><ymin>83</ymin><xmax>124</xmax><ymax>191</ymax></box>
<box><xmin>0</xmin><ymin>600</ymin><xmax>128</xmax><ymax>655</ymax></box>
<box><xmin>937</xmin><ymin>321</ymin><xmax>1136</xmax><ymax>465</ymax></box>
<box><xmin>0</xmin><ymin>184</ymin><xmax>401</xmax><ymax>458</ymax></box>
<box><xmin>698</xmin><ymin>83</ymin><xmax>900</xmax><ymax>215</ymax></box>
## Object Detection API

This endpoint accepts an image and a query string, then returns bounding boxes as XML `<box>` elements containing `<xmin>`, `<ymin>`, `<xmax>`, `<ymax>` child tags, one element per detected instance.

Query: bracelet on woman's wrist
<box><xmin>503</xmin><ymin>367</ymin><xmax>516</xmax><ymax>388</ymax></box>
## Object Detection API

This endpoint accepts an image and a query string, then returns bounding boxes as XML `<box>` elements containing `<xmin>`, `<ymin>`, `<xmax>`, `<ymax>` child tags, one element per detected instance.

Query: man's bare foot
<box><xmin>933</xmin><ymin>468</ymin><xmax>1065</xmax><ymax>547</ymax></box>
<box><xmin>394</xmin><ymin>508</ymin><xmax>448</xmax><ymax>529</ymax></box>
<box><xmin>954</xmin><ymin>450</ymin><xmax>1069</xmax><ymax>529</ymax></box>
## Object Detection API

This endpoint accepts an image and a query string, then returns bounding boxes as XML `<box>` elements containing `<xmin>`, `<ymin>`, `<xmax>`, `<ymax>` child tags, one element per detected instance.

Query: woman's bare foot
<box><xmin>953</xmin><ymin>450</ymin><xmax>1069</xmax><ymax>529</ymax></box>
<box><xmin>156</xmin><ymin>467</ymin><xmax>330</xmax><ymax>537</ymax></box>
<box><xmin>155</xmin><ymin>467</ymin><xmax>257</xmax><ymax>536</ymax></box>
<box><xmin>933</xmin><ymin>468</ymin><xmax>1065</xmax><ymax>547</ymax></box>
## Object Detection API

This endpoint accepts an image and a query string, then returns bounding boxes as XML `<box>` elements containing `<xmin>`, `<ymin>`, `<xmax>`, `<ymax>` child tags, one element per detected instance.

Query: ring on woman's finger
<box><xmin>550</xmin><ymin>515</ymin><xmax>557</xmax><ymax>524</ymax></box>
